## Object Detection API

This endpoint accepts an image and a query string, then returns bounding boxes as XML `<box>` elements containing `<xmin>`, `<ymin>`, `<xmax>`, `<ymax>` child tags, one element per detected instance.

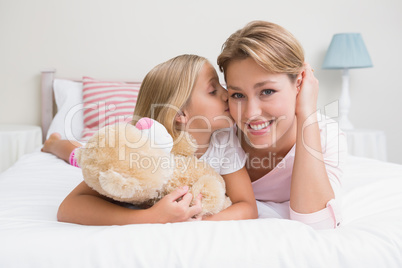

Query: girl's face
<box><xmin>183</xmin><ymin>63</ymin><xmax>233</xmax><ymax>132</ymax></box>
<box><xmin>226</xmin><ymin>57</ymin><xmax>299</xmax><ymax>149</ymax></box>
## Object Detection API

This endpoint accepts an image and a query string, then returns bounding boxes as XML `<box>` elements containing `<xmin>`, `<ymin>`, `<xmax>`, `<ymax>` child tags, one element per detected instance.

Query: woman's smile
<box><xmin>247</xmin><ymin>120</ymin><xmax>274</xmax><ymax>135</ymax></box>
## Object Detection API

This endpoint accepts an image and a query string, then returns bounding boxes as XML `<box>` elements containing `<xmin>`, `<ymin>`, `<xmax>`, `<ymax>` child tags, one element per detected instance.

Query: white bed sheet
<box><xmin>1</xmin><ymin>151</ymin><xmax>402</xmax><ymax>268</ymax></box>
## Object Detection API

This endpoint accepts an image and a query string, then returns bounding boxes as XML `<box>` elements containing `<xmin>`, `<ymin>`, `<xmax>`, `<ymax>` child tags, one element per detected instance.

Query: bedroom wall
<box><xmin>1</xmin><ymin>0</ymin><xmax>401</xmax><ymax>164</ymax></box>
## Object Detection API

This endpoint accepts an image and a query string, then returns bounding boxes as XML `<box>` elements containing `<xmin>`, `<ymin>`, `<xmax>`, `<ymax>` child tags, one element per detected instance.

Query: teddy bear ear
<box><xmin>99</xmin><ymin>169</ymin><xmax>139</xmax><ymax>199</ymax></box>
<box><xmin>135</xmin><ymin>117</ymin><xmax>154</xmax><ymax>130</ymax></box>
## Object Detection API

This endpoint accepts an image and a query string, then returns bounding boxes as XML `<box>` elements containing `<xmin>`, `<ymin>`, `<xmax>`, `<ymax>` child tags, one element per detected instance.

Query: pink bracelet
<box><xmin>69</xmin><ymin>148</ymin><xmax>80</xmax><ymax>168</ymax></box>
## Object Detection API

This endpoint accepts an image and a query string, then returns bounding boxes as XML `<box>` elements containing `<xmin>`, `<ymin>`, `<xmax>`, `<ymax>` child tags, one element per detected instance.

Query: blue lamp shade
<box><xmin>322</xmin><ymin>33</ymin><xmax>373</xmax><ymax>69</ymax></box>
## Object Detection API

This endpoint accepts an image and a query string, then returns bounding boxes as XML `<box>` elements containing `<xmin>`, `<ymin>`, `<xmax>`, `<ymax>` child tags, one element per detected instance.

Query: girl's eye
<box><xmin>261</xmin><ymin>89</ymin><xmax>275</xmax><ymax>96</ymax></box>
<box><xmin>209</xmin><ymin>83</ymin><xmax>219</xmax><ymax>95</ymax></box>
<box><xmin>230</xmin><ymin>93</ymin><xmax>244</xmax><ymax>99</ymax></box>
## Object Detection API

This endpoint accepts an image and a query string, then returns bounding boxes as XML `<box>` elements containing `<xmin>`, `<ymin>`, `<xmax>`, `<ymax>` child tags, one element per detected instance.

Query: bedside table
<box><xmin>0</xmin><ymin>124</ymin><xmax>42</xmax><ymax>173</ymax></box>
<box><xmin>343</xmin><ymin>129</ymin><xmax>387</xmax><ymax>161</ymax></box>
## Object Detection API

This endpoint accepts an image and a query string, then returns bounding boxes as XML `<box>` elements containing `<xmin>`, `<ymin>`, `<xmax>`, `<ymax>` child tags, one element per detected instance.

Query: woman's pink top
<box><xmin>251</xmin><ymin>116</ymin><xmax>347</xmax><ymax>229</ymax></box>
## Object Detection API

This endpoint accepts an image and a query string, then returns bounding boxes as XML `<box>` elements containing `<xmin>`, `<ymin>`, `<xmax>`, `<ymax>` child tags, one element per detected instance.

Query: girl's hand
<box><xmin>149</xmin><ymin>186</ymin><xmax>202</xmax><ymax>223</ymax></box>
<box><xmin>296</xmin><ymin>63</ymin><xmax>319</xmax><ymax>117</ymax></box>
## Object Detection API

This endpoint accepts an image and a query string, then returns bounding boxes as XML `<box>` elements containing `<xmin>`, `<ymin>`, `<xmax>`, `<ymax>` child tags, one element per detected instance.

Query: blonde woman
<box><xmin>218</xmin><ymin>21</ymin><xmax>347</xmax><ymax>229</ymax></box>
<box><xmin>43</xmin><ymin>55</ymin><xmax>258</xmax><ymax>225</ymax></box>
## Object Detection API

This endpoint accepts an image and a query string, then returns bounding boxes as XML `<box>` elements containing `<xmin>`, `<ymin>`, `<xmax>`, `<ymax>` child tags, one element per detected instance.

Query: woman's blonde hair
<box><xmin>132</xmin><ymin>54</ymin><xmax>208</xmax><ymax>140</ymax></box>
<box><xmin>217</xmin><ymin>21</ymin><xmax>304</xmax><ymax>82</ymax></box>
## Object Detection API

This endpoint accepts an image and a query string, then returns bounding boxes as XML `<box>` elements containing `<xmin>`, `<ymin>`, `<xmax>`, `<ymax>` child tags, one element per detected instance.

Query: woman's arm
<box><xmin>57</xmin><ymin>181</ymin><xmax>202</xmax><ymax>225</ymax></box>
<box><xmin>202</xmin><ymin>167</ymin><xmax>258</xmax><ymax>221</ymax></box>
<box><xmin>290</xmin><ymin>63</ymin><xmax>335</xmax><ymax>214</ymax></box>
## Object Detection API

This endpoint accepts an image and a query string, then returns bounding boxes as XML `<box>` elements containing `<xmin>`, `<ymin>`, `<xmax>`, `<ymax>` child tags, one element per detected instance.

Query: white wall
<box><xmin>1</xmin><ymin>0</ymin><xmax>401</xmax><ymax>164</ymax></box>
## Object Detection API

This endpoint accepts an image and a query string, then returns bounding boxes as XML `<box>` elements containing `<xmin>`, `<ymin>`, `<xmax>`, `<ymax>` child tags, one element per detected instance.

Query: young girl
<box><xmin>43</xmin><ymin>54</ymin><xmax>258</xmax><ymax>225</ymax></box>
<box><xmin>217</xmin><ymin>21</ymin><xmax>347</xmax><ymax>229</ymax></box>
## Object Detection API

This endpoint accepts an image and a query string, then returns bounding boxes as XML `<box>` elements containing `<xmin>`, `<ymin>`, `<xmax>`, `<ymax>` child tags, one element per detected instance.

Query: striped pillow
<box><xmin>81</xmin><ymin>77</ymin><xmax>141</xmax><ymax>141</ymax></box>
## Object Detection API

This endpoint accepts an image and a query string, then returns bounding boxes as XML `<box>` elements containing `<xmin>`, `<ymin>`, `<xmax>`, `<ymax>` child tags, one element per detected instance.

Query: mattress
<box><xmin>1</xmin><ymin>151</ymin><xmax>402</xmax><ymax>267</ymax></box>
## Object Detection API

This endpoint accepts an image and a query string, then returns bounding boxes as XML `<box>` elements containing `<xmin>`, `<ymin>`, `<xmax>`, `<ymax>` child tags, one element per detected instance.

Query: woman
<box><xmin>218</xmin><ymin>21</ymin><xmax>347</xmax><ymax>229</ymax></box>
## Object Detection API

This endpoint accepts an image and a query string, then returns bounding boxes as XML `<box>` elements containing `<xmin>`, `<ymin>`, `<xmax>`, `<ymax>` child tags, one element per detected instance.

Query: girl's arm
<box><xmin>57</xmin><ymin>181</ymin><xmax>202</xmax><ymax>225</ymax></box>
<box><xmin>290</xmin><ymin>63</ymin><xmax>335</xmax><ymax>214</ymax></box>
<box><xmin>202</xmin><ymin>167</ymin><xmax>258</xmax><ymax>221</ymax></box>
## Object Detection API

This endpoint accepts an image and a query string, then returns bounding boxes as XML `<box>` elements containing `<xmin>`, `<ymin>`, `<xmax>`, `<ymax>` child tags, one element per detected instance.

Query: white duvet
<box><xmin>1</xmin><ymin>151</ymin><xmax>402</xmax><ymax>268</ymax></box>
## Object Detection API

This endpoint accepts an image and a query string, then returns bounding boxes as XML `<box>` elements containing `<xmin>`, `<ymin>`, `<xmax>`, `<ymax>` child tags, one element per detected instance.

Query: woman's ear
<box><xmin>296</xmin><ymin>72</ymin><xmax>303</xmax><ymax>93</ymax></box>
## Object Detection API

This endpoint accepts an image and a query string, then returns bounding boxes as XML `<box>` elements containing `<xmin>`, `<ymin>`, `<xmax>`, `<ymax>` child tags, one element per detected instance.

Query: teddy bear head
<box><xmin>76</xmin><ymin>118</ymin><xmax>182</xmax><ymax>204</ymax></box>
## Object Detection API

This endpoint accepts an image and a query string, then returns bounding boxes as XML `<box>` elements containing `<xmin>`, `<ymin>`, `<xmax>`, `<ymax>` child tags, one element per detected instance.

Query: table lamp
<box><xmin>322</xmin><ymin>33</ymin><xmax>373</xmax><ymax>130</ymax></box>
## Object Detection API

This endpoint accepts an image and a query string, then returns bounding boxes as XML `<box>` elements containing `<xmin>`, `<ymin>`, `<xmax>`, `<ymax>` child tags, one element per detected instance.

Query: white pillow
<box><xmin>46</xmin><ymin>79</ymin><xmax>84</xmax><ymax>141</ymax></box>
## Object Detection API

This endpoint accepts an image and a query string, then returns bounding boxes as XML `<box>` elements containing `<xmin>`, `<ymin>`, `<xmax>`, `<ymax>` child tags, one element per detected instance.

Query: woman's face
<box><xmin>183</xmin><ymin>62</ymin><xmax>233</xmax><ymax>132</ymax></box>
<box><xmin>226</xmin><ymin>57</ymin><xmax>299</xmax><ymax>149</ymax></box>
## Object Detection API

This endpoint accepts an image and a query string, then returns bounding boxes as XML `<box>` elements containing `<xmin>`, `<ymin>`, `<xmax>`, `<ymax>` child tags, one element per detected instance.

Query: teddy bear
<box><xmin>75</xmin><ymin>117</ymin><xmax>231</xmax><ymax>217</ymax></box>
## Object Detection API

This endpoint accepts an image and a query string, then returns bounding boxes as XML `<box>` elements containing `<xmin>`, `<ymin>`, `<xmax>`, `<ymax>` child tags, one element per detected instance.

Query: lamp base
<box><xmin>338</xmin><ymin>69</ymin><xmax>354</xmax><ymax>130</ymax></box>
<box><xmin>339</xmin><ymin>116</ymin><xmax>354</xmax><ymax>130</ymax></box>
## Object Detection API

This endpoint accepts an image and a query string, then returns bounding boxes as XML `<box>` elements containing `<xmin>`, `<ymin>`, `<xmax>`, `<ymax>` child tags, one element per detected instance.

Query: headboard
<box><xmin>41</xmin><ymin>70</ymin><xmax>56</xmax><ymax>142</ymax></box>
<box><xmin>40</xmin><ymin>70</ymin><xmax>142</xmax><ymax>142</ymax></box>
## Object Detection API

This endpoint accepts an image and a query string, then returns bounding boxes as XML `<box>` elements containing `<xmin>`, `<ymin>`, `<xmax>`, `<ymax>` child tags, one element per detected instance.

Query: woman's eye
<box><xmin>209</xmin><ymin>89</ymin><xmax>217</xmax><ymax>95</ymax></box>
<box><xmin>230</xmin><ymin>93</ymin><xmax>244</xmax><ymax>99</ymax></box>
<box><xmin>261</xmin><ymin>89</ymin><xmax>275</xmax><ymax>96</ymax></box>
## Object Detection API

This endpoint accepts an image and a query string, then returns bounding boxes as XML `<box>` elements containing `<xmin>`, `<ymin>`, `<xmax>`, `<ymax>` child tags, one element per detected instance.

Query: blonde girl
<box><xmin>43</xmin><ymin>54</ymin><xmax>258</xmax><ymax>225</ymax></box>
<box><xmin>218</xmin><ymin>21</ymin><xmax>347</xmax><ymax>229</ymax></box>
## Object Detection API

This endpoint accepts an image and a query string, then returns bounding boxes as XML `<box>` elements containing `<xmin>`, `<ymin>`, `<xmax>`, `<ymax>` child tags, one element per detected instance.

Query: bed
<box><xmin>0</xmin><ymin>71</ymin><xmax>402</xmax><ymax>267</ymax></box>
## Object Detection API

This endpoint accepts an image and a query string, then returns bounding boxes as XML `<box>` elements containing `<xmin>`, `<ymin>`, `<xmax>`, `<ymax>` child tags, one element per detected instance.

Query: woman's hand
<box><xmin>295</xmin><ymin>63</ymin><xmax>319</xmax><ymax>117</ymax></box>
<box><xmin>291</xmin><ymin>63</ymin><xmax>335</xmax><ymax>216</ymax></box>
<box><xmin>149</xmin><ymin>186</ymin><xmax>203</xmax><ymax>223</ymax></box>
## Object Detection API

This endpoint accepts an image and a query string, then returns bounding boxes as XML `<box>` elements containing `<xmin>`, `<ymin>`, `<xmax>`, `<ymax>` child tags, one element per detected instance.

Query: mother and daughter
<box><xmin>43</xmin><ymin>21</ymin><xmax>346</xmax><ymax>229</ymax></box>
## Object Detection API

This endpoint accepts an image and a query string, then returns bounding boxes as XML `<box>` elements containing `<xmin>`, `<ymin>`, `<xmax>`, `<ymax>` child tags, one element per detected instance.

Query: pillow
<box><xmin>46</xmin><ymin>79</ymin><xmax>84</xmax><ymax>141</ymax></box>
<box><xmin>81</xmin><ymin>77</ymin><xmax>140</xmax><ymax>141</ymax></box>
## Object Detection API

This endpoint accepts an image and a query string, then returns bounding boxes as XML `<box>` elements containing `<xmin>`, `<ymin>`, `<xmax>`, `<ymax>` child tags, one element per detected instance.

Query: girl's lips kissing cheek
<box><xmin>246</xmin><ymin>120</ymin><xmax>273</xmax><ymax>135</ymax></box>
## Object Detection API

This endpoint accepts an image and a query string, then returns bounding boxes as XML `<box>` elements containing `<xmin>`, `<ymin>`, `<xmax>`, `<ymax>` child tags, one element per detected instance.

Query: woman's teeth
<box><xmin>249</xmin><ymin>121</ymin><xmax>271</xmax><ymax>130</ymax></box>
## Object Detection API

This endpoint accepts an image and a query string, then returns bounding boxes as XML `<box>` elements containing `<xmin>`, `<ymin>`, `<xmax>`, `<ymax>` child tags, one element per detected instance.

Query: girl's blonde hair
<box><xmin>217</xmin><ymin>21</ymin><xmax>304</xmax><ymax>82</ymax></box>
<box><xmin>133</xmin><ymin>54</ymin><xmax>208</xmax><ymax>140</ymax></box>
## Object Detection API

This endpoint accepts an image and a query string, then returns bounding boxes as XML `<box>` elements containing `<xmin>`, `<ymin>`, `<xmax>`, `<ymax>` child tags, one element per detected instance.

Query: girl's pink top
<box><xmin>251</xmin><ymin>116</ymin><xmax>347</xmax><ymax>229</ymax></box>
